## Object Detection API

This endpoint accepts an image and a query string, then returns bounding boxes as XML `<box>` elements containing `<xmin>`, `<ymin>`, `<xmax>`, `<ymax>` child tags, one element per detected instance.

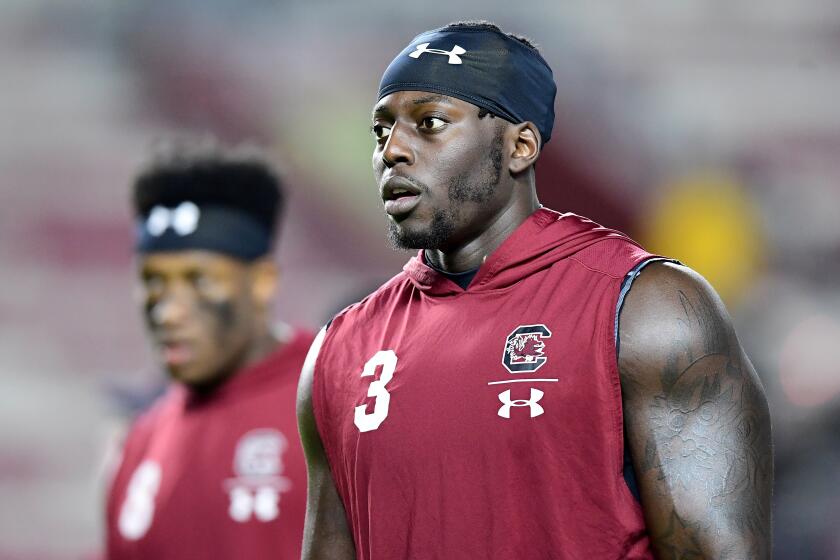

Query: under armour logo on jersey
<box><xmin>498</xmin><ymin>388</ymin><xmax>545</xmax><ymax>418</ymax></box>
<box><xmin>502</xmin><ymin>324</ymin><xmax>552</xmax><ymax>373</ymax></box>
<box><xmin>409</xmin><ymin>42</ymin><xmax>466</xmax><ymax>65</ymax></box>
<box><xmin>228</xmin><ymin>486</ymin><xmax>280</xmax><ymax>522</ymax></box>
<box><xmin>145</xmin><ymin>201</ymin><xmax>200</xmax><ymax>237</ymax></box>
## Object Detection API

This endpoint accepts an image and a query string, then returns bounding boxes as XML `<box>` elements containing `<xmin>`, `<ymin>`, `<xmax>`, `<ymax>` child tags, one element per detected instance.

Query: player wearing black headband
<box><xmin>298</xmin><ymin>21</ymin><xmax>771</xmax><ymax>559</ymax></box>
<box><xmin>106</xmin><ymin>142</ymin><xmax>311</xmax><ymax>559</ymax></box>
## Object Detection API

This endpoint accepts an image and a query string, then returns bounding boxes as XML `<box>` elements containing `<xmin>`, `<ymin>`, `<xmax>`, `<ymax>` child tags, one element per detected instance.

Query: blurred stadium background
<box><xmin>1</xmin><ymin>0</ymin><xmax>839</xmax><ymax>558</ymax></box>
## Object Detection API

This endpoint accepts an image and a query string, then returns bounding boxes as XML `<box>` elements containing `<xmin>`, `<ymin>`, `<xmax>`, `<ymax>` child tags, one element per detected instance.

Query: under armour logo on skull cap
<box><xmin>408</xmin><ymin>42</ymin><xmax>466</xmax><ymax>65</ymax></box>
<box><xmin>145</xmin><ymin>201</ymin><xmax>200</xmax><ymax>237</ymax></box>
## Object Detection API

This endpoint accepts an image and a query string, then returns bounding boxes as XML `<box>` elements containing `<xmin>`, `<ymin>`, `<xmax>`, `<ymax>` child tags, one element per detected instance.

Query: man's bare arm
<box><xmin>297</xmin><ymin>328</ymin><xmax>356</xmax><ymax>560</ymax></box>
<box><xmin>618</xmin><ymin>262</ymin><xmax>772</xmax><ymax>559</ymax></box>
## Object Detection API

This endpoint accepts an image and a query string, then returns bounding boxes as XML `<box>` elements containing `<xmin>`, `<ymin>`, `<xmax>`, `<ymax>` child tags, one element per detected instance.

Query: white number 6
<box><xmin>354</xmin><ymin>350</ymin><xmax>397</xmax><ymax>432</ymax></box>
<box><xmin>118</xmin><ymin>460</ymin><xmax>162</xmax><ymax>540</ymax></box>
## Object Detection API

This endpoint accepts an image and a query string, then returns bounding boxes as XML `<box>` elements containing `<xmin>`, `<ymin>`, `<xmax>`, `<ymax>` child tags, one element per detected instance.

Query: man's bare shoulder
<box><xmin>617</xmin><ymin>261</ymin><xmax>773</xmax><ymax>558</ymax></box>
<box><xmin>618</xmin><ymin>260</ymin><xmax>734</xmax><ymax>382</ymax></box>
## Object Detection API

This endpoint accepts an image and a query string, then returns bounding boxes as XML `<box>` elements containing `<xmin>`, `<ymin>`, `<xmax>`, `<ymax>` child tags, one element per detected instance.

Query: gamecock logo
<box><xmin>502</xmin><ymin>324</ymin><xmax>552</xmax><ymax>373</ymax></box>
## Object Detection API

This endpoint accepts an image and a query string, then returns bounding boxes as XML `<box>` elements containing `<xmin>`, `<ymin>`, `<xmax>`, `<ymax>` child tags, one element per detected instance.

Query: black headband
<box><xmin>135</xmin><ymin>202</ymin><xmax>271</xmax><ymax>260</ymax></box>
<box><xmin>378</xmin><ymin>25</ymin><xmax>557</xmax><ymax>144</ymax></box>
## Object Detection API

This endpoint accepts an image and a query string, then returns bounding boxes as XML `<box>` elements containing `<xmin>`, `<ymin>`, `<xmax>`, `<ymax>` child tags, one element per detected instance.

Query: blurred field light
<box><xmin>642</xmin><ymin>173</ymin><xmax>765</xmax><ymax>306</ymax></box>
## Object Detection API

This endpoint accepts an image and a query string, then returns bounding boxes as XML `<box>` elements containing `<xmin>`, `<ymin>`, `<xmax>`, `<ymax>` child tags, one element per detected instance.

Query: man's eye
<box><xmin>186</xmin><ymin>271</ymin><xmax>213</xmax><ymax>292</ymax></box>
<box><xmin>420</xmin><ymin>117</ymin><xmax>446</xmax><ymax>130</ymax></box>
<box><xmin>142</xmin><ymin>274</ymin><xmax>165</xmax><ymax>295</ymax></box>
<box><xmin>371</xmin><ymin>124</ymin><xmax>391</xmax><ymax>141</ymax></box>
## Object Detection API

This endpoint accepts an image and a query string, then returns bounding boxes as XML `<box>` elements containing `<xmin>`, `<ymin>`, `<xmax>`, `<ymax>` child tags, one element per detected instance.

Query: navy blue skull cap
<box><xmin>378</xmin><ymin>25</ymin><xmax>557</xmax><ymax>145</ymax></box>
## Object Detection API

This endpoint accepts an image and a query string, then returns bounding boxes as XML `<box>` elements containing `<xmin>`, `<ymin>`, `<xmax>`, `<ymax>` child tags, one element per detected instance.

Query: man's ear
<box><xmin>508</xmin><ymin>121</ymin><xmax>541</xmax><ymax>174</ymax></box>
<box><xmin>250</xmin><ymin>259</ymin><xmax>278</xmax><ymax>309</ymax></box>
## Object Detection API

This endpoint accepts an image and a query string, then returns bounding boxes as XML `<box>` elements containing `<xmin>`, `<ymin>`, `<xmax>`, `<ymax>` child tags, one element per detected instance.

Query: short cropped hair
<box><xmin>132</xmin><ymin>139</ymin><xmax>285</xmax><ymax>236</ymax></box>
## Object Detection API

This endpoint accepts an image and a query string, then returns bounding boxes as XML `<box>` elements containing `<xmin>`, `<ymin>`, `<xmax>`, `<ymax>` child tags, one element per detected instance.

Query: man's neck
<box><xmin>424</xmin><ymin>196</ymin><xmax>540</xmax><ymax>273</ymax></box>
<box><xmin>241</xmin><ymin>328</ymin><xmax>281</xmax><ymax>369</ymax></box>
<box><xmin>188</xmin><ymin>327</ymin><xmax>280</xmax><ymax>396</ymax></box>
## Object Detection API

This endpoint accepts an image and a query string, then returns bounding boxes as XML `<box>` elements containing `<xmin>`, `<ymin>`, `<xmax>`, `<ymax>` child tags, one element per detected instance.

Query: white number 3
<box><xmin>354</xmin><ymin>350</ymin><xmax>397</xmax><ymax>432</ymax></box>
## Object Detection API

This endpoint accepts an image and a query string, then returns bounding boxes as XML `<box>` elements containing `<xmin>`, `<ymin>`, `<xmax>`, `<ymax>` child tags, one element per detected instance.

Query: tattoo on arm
<box><xmin>621</xmin><ymin>274</ymin><xmax>773</xmax><ymax>559</ymax></box>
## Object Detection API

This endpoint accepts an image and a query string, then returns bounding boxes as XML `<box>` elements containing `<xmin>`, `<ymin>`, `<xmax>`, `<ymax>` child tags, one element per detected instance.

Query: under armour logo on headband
<box><xmin>145</xmin><ymin>201</ymin><xmax>200</xmax><ymax>237</ymax></box>
<box><xmin>408</xmin><ymin>42</ymin><xmax>466</xmax><ymax>65</ymax></box>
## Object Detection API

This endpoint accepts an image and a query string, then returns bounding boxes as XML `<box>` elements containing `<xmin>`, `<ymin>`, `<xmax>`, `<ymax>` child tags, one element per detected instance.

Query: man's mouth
<box><xmin>160</xmin><ymin>341</ymin><xmax>194</xmax><ymax>367</ymax></box>
<box><xmin>381</xmin><ymin>177</ymin><xmax>423</xmax><ymax>217</ymax></box>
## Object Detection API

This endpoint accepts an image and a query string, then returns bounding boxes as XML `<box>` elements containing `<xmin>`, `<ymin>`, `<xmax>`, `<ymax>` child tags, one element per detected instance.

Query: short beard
<box><xmin>385</xmin><ymin>125</ymin><xmax>505</xmax><ymax>251</ymax></box>
<box><xmin>387</xmin><ymin>208</ymin><xmax>455</xmax><ymax>250</ymax></box>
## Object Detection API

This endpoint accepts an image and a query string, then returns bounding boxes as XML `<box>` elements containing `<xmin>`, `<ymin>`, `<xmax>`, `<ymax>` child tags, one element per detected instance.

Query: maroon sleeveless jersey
<box><xmin>106</xmin><ymin>329</ymin><xmax>313</xmax><ymax>560</ymax></box>
<box><xmin>313</xmin><ymin>209</ymin><xmax>656</xmax><ymax>559</ymax></box>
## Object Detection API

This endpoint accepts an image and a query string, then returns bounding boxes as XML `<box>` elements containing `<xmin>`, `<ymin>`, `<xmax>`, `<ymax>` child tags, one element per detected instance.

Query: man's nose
<box><xmin>149</xmin><ymin>292</ymin><xmax>190</xmax><ymax>328</ymax></box>
<box><xmin>382</xmin><ymin>124</ymin><xmax>414</xmax><ymax>168</ymax></box>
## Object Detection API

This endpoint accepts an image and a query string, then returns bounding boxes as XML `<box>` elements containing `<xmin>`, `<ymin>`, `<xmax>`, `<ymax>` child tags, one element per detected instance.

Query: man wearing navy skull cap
<box><xmin>106</xmin><ymin>140</ymin><xmax>312</xmax><ymax>560</ymax></box>
<box><xmin>298</xmin><ymin>21</ymin><xmax>771</xmax><ymax>560</ymax></box>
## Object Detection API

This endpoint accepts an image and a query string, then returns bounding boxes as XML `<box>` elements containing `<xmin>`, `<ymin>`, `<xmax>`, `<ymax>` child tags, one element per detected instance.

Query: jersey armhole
<box><xmin>310</xmin><ymin>324</ymin><xmax>343</xmax><ymax>478</ymax></box>
<box><xmin>615</xmin><ymin>257</ymin><xmax>679</xmax><ymax>502</ymax></box>
<box><xmin>615</xmin><ymin>257</ymin><xmax>678</xmax><ymax>353</ymax></box>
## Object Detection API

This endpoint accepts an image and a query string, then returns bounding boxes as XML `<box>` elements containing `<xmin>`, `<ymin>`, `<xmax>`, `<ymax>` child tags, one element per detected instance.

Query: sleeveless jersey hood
<box><xmin>403</xmin><ymin>208</ymin><xmax>639</xmax><ymax>295</ymax></box>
